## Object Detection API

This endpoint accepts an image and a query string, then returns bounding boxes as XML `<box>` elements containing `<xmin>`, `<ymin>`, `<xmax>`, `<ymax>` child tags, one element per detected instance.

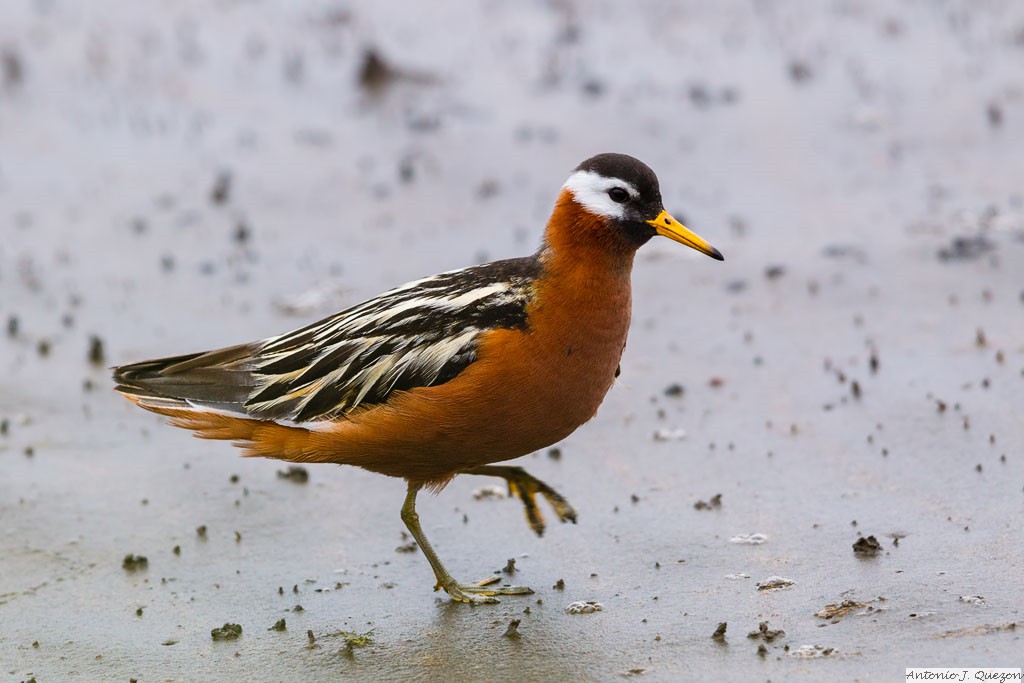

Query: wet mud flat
<box><xmin>2</xmin><ymin>1</ymin><xmax>1023</xmax><ymax>681</ymax></box>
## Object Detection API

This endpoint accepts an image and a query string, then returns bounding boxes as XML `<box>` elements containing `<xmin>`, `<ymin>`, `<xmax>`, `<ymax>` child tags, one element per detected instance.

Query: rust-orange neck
<box><xmin>538</xmin><ymin>190</ymin><xmax>638</xmax><ymax>279</ymax></box>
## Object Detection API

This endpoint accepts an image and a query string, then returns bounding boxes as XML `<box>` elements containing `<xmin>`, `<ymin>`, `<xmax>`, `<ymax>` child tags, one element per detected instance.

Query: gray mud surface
<box><xmin>2</xmin><ymin>2</ymin><xmax>1023</xmax><ymax>681</ymax></box>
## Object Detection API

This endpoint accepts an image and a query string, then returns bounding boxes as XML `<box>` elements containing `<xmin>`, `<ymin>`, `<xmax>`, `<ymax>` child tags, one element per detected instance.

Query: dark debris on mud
<box><xmin>747</xmin><ymin>621</ymin><xmax>785</xmax><ymax>643</ymax></box>
<box><xmin>693</xmin><ymin>494</ymin><xmax>722</xmax><ymax>511</ymax></box>
<box><xmin>210</xmin><ymin>623</ymin><xmax>242</xmax><ymax>641</ymax></box>
<box><xmin>938</xmin><ymin>235</ymin><xmax>995</xmax><ymax>262</ymax></box>
<box><xmin>122</xmin><ymin>554</ymin><xmax>148</xmax><ymax>572</ymax></box>
<box><xmin>277</xmin><ymin>466</ymin><xmax>309</xmax><ymax>483</ymax></box>
<box><xmin>853</xmin><ymin>535</ymin><xmax>883</xmax><ymax>557</ymax></box>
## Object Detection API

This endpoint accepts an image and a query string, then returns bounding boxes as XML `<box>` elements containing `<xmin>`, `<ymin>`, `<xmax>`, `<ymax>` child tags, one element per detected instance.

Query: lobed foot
<box><xmin>465</xmin><ymin>465</ymin><xmax>577</xmax><ymax>536</ymax></box>
<box><xmin>437</xmin><ymin>575</ymin><xmax>535</xmax><ymax>604</ymax></box>
<box><xmin>504</xmin><ymin>468</ymin><xmax>578</xmax><ymax>536</ymax></box>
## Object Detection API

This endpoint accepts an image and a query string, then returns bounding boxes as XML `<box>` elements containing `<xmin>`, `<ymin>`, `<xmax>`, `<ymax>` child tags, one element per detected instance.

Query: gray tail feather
<box><xmin>113</xmin><ymin>343</ymin><xmax>259</xmax><ymax>411</ymax></box>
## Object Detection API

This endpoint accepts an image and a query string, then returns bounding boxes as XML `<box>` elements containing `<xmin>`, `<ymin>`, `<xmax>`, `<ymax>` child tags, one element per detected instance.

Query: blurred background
<box><xmin>2</xmin><ymin>1</ymin><xmax>1022</xmax><ymax>681</ymax></box>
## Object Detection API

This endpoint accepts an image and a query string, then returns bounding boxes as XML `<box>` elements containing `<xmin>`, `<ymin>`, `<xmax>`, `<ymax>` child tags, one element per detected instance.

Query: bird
<box><xmin>113</xmin><ymin>153</ymin><xmax>723</xmax><ymax>604</ymax></box>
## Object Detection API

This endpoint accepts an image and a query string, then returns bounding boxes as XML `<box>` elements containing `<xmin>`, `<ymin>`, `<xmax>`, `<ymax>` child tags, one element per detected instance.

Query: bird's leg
<box><xmin>463</xmin><ymin>465</ymin><xmax>577</xmax><ymax>537</ymax></box>
<box><xmin>400</xmin><ymin>482</ymin><xmax>533</xmax><ymax>604</ymax></box>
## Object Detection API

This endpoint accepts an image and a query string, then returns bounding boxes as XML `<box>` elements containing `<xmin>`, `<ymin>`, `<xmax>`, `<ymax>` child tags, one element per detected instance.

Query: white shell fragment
<box><xmin>652</xmin><ymin>428</ymin><xmax>687</xmax><ymax>442</ymax></box>
<box><xmin>566</xmin><ymin>600</ymin><xmax>604</xmax><ymax>615</ymax></box>
<box><xmin>958</xmin><ymin>595</ymin><xmax>987</xmax><ymax>606</ymax></box>
<box><xmin>472</xmin><ymin>486</ymin><xmax>507</xmax><ymax>500</ymax></box>
<box><xmin>789</xmin><ymin>644</ymin><xmax>836</xmax><ymax>658</ymax></box>
<box><xmin>729</xmin><ymin>533</ymin><xmax>768</xmax><ymax>545</ymax></box>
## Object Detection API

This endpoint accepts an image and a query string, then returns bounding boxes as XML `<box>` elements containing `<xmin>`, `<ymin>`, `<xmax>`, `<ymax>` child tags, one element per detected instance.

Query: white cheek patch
<box><xmin>562</xmin><ymin>170</ymin><xmax>638</xmax><ymax>220</ymax></box>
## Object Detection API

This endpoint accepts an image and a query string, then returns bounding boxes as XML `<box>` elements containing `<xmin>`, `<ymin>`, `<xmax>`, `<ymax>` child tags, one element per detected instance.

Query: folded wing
<box><xmin>114</xmin><ymin>256</ymin><xmax>540</xmax><ymax>425</ymax></box>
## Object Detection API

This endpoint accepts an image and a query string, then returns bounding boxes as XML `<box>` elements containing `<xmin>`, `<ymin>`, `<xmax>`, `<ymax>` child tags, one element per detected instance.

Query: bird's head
<box><xmin>561</xmin><ymin>153</ymin><xmax>723</xmax><ymax>260</ymax></box>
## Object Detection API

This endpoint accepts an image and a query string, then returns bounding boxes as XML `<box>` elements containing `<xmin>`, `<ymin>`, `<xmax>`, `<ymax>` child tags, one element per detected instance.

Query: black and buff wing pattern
<box><xmin>114</xmin><ymin>256</ymin><xmax>541</xmax><ymax>424</ymax></box>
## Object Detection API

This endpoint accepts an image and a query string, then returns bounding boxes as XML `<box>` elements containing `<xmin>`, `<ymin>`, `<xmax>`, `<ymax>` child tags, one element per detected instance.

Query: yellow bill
<box><xmin>647</xmin><ymin>210</ymin><xmax>724</xmax><ymax>261</ymax></box>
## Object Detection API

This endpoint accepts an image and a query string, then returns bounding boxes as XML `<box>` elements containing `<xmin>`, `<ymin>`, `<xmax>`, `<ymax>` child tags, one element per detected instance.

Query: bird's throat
<box><xmin>539</xmin><ymin>190</ymin><xmax>638</xmax><ymax>280</ymax></box>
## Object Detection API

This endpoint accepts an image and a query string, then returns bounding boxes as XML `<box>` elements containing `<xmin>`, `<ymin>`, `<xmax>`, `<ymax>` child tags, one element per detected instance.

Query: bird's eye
<box><xmin>608</xmin><ymin>187</ymin><xmax>629</xmax><ymax>203</ymax></box>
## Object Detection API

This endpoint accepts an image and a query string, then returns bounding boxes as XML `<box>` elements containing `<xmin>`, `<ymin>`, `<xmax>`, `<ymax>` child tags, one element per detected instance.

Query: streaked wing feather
<box><xmin>113</xmin><ymin>256</ymin><xmax>540</xmax><ymax>424</ymax></box>
<box><xmin>246</xmin><ymin>257</ymin><xmax>539</xmax><ymax>422</ymax></box>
